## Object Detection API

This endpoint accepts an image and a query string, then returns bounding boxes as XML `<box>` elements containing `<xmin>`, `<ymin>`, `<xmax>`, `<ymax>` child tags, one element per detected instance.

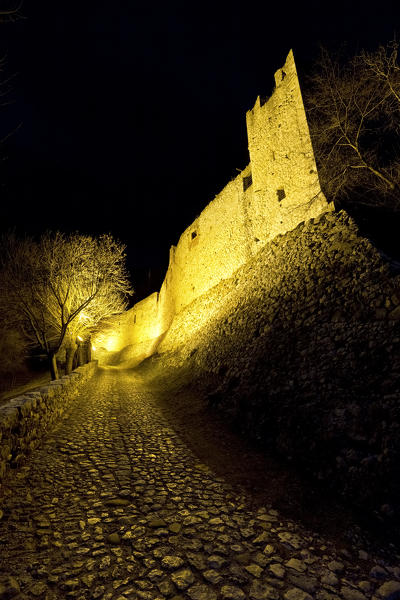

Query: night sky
<box><xmin>0</xmin><ymin>1</ymin><xmax>399</xmax><ymax>302</ymax></box>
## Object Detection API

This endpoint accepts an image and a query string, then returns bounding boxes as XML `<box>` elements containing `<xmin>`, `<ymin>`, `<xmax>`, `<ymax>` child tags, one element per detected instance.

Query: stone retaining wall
<box><xmin>0</xmin><ymin>361</ymin><xmax>98</xmax><ymax>485</ymax></box>
<box><xmin>152</xmin><ymin>210</ymin><xmax>400</xmax><ymax>519</ymax></box>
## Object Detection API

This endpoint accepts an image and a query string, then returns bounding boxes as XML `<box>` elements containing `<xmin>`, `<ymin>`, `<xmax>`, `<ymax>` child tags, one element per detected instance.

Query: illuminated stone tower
<box><xmin>246</xmin><ymin>49</ymin><xmax>330</xmax><ymax>243</ymax></box>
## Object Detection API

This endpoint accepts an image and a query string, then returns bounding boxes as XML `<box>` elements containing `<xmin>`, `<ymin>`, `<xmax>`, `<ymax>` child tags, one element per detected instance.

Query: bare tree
<box><xmin>304</xmin><ymin>43</ymin><xmax>400</xmax><ymax>208</ymax></box>
<box><xmin>359</xmin><ymin>41</ymin><xmax>400</xmax><ymax>132</ymax></box>
<box><xmin>0</xmin><ymin>232</ymin><xmax>133</xmax><ymax>379</ymax></box>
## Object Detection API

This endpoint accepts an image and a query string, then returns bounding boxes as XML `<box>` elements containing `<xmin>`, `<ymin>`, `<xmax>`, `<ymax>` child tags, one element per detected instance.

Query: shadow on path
<box><xmin>134</xmin><ymin>364</ymin><xmax>399</xmax><ymax>554</ymax></box>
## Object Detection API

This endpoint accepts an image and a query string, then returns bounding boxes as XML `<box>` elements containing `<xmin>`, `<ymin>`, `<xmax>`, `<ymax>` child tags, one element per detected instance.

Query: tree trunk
<box><xmin>49</xmin><ymin>352</ymin><xmax>59</xmax><ymax>380</ymax></box>
<box><xmin>65</xmin><ymin>343</ymin><xmax>77</xmax><ymax>375</ymax></box>
<box><xmin>77</xmin><ymin>342</ymin><xmax>85</xmax><ymax>367</ymax></box>
<box><xmin>87</xmin><ymin>341</ymin><xmax>92</xmax><ymax>363</ymax></box>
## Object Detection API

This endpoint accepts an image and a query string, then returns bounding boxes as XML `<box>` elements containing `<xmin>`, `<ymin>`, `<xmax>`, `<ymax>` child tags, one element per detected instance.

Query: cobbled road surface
<box><xmin>0</xmin><ymin>367</ymin><xmax>399</xmax><ymax>600</ymax></box>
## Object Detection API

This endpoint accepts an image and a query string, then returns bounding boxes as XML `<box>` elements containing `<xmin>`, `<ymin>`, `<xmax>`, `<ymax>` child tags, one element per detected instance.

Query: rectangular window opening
<box><xmin>277</xmin><ymin>188</ymin><xmax>286</xmax><ymax>202</ymax></box>
<box><xmin>243</xmin><ymin>174</ymin><xmax>252</xmax><ymax>191</ymax></box>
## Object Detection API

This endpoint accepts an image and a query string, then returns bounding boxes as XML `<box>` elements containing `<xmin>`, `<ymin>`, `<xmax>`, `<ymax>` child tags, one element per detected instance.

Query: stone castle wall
<box><xmin>157</xmin><ymin>163</ymin><xmax>253</xmax><ymax>329</ymax></box>
<box><xmin>95</xmin><ymin>50</ymin><xmax>331</xmax><ymax>356</ymax></box>
<box><xmin>143</xmin><ymin>211</ymin><xmax>400</xmax><ymax>516</ymax></box>
<box><xmin>246</xmin><ymin>49</ymin><xmax>328</xmax><ymax>242</ymax></box>
<box><xmin>94</xmin><ymin>293</ymin><xmax>161</xmax><ymax>367</ymax></box>
<box><xmin>90</xmin><ymin>51</ymin><xmax>400</xmax><ymax>517</ymax></box>
<box><xmin>114</xmin><ymin>293</ymin><xmax>161</xmax><ymax>349</ymax></box>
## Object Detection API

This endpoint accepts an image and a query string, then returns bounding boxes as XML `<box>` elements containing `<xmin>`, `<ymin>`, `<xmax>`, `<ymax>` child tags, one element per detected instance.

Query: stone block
<box><xmin>49</xmin><ymin>380</ymin><xmax>64</xmax><ymax>389</ymax></box>
<box><xmin>0</xmin><ymin>443</ymin><xmax>11</xmax><ymax>460</ymax></box>
<box><xmin>389</xmin><ymin>306</ymin><xmax>400</xmax><ymax>320</ymax></box>
<box><xmin>0</xmin><ymin>406</ymin><xmax>20</xmax><ymax>430</ymax></box>
<box><xmin>20</xmin><ymin>396</ymin><xmax>38</xmax><ymax>417</ymax></box>
<box><xmin>38</xmin><ymin>384</ymin><xmax>56</xmax><ymax>398</ymax></box>
<box><xmin>4</xmin><ymin>399</ymin><xmax>25</xmax><ymax>417</ymax></box>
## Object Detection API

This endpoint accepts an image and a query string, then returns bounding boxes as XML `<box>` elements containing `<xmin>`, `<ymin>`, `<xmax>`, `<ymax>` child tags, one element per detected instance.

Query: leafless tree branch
<box><xmin>0</xmin><ymin>232</ymin><xmax>133</xmax><ymax>379</ymax></box>
<box><xmin>304</xmin><ymin>42</ymin><xmax>400</xmax><ymax>209</ymax></box>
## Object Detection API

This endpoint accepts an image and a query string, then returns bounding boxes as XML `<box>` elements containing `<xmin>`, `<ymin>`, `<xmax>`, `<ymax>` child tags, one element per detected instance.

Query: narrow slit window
<box><xmin>243</xmin><ymin>174</ymin><xmax>252</xmax><ymax>191</ymax></box>
<box><xmin>277</xmin><ymin>188</ymin><xmax>286</xmax><ymax>202</ymax></box>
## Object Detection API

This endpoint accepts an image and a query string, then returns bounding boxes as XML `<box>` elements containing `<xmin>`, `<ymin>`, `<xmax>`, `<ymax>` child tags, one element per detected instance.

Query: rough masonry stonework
<box><xmin>144</xmin><ymin>210</ymin><xmax>400</xmax><ymax>518</ymax></box>
<box><xmin>0</xmin><ymin>361</ymin><xmax>98</xmax><ymax>488</ymax></box>
<box><xmin>94</xmin><ymin>50</ymin><xmax>331</xmax><ymax>359</ymax></box>
<box><xmin>90</xmin><ymin>52</ymin><xmax>400</xmax><ymax>519</ymax></box>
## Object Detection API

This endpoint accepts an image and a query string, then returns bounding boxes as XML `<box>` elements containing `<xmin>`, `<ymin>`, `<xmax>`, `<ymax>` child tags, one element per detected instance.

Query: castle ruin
<box><xmin>95</xmin><ymin>50</ymin><xmax>332</xmax><ymax>359</ymax></box>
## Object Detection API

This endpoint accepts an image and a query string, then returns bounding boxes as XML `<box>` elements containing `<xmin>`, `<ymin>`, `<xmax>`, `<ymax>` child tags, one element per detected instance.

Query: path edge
<box><xmin>0</xmin><ymin>361</ymin><xmax>98</xmax><ymax>486</ymax></box>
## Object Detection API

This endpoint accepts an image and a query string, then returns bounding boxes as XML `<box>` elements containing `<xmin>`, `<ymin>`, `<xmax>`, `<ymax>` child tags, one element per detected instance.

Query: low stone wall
<box><xmin>0</xmin><ymin>361</ymin><xmax>98</xmax><ymax>485</ymax></box>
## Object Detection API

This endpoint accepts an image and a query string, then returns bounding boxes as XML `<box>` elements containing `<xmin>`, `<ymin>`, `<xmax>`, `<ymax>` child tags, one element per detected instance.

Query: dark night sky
<box><xmin>0</xmin><ymin>1</ymin><xmax>399</xmax><ymax>302</ymax></box>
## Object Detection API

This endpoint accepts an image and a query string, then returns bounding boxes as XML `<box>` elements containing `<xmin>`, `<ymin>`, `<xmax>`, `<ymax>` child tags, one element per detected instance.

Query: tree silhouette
<box><xmin>304</xmin><ymin>42</ymin><xmax>400</xmax><ymax>209</ymax></box>
<box><xmin>0</xmin><ymin>232</ymin><xmax>133</xmax><ymax>379</ymax></box>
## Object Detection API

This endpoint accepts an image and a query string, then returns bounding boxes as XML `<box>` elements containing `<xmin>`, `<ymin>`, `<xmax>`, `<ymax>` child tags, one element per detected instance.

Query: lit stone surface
<box><xmin>284</xmin><ymin>588</ymin><xmax>313</xmax><ymax>600</ymax></box>
<box><xmin>141</xmin><ymin>210</ymin><xmax>400</xmax><ymax>522</ymax></box>
<box><xmin>286</xmin><ymin>558</ymin><xmax>307</xmax><ymax>573</ymax></box>
<box><xmin>161</xmin><ymin>555</ymin><xmax>185</xmax><ymax>569</ymax></box>
<box><xmin>93</xmin><ymin>50</ymin><xmax>331</xmax><ymax>367</ymax></box>
<box><xmin>375</xmin><ymin>581</ymin><xmax>400</xmax><ymax>599</ymax></box>
<box><xmin>246</xmin><ymin>50</ymin><xmax>329</xmax><ymax>244</ymax></box>
<box><xmin>221</xmin><ymin>584</ymin><xmax>246</xmax><ymax>600</ymax></box>
<box><xmin>188</xmin><ymin>583</ymin><xmax>218</xmax><ymax>600</ymax></box>
<box><xmin>170</xmin><ymin>567</ymin><xmax>195</xmax><ymax>589</ymax></box>
<box><xmin>249</xmin><ymin>580</ymin><xmax>281</xmax><ymax>600</ymax></box>
<box><xmin>0</xmin><ymin>368</ymin><xmax>399</xmax><ymax>598</ymax></box>
<box><xmin>270</xmin><ymin>563</ymin><xmax>286</xmax><ymax>579</ymax></box>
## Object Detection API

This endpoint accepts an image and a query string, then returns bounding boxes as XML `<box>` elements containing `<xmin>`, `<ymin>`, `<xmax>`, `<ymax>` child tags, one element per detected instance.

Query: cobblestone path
<box><xmin>1</xmin><ymin>367</ymin><xmax>400</xmax><ymax>600</ymax></box>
